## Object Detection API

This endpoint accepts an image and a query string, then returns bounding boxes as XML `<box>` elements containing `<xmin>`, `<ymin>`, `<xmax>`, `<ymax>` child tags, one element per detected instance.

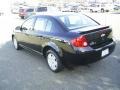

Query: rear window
<box><xmin>36</xmin><ymin>7</ymin><xmax>47</xmax><ymax>12</ymax></box>
<box><xmin>27</xmin><ymin>8</ymin><xmax>34</xmax><ymax>12</ymax></box>
<box><xmin>58</xmin><ymin>14</ymin><xmax>99</xmax><ymax>30</ymax></box>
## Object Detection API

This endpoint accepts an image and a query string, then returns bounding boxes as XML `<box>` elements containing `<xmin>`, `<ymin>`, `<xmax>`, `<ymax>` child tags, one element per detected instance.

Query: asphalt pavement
<box><xmin>0</xmin><ymin>13</ymin><xmax>120</xmax><ymax>90</ymax></box>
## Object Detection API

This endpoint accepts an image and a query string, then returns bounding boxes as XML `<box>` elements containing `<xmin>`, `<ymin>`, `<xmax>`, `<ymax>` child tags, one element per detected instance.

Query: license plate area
<box><xmin>101</xmin><ymin>48</ymin><xmax>109</xmax><ymax>57</ymax></box>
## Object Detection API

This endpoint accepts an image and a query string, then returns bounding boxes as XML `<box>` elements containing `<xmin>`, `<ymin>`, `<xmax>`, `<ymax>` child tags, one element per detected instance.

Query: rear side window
<box><xmin>34</xmin><ymin>17</ymin><xmax>55</xmax><ymax>33</ymax></box>
<box><xmin>34</xmin><ymin>18</ymin><xmax>47</xmax><ymax>31</ymax></box>
<box><xmin>45</xmin><ymin>20</ymin><xmax>53</xmax><ymax>32</ymax></box>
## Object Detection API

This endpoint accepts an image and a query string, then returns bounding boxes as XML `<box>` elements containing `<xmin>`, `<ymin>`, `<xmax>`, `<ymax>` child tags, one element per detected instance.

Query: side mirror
<box><xmin>15</xmin><ymin>26</ymin><xmax>22</xmax><ymax>30</ymax></box>
<box><xmin>22</xmin><ymin>27</ymin><xmax>28</xmax><ymax>30</ymax></box>
<box><xmin>15</xmin><ymin>26</ymin><xmax>28</xmax><ymax>31</ymax></box>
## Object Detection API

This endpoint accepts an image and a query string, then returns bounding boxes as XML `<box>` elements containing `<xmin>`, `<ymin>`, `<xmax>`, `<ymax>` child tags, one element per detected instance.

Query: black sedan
<box><xmin>12</xmin><ymin>13</ymin><xmax>115</xmax><ymax>72</ymax></box>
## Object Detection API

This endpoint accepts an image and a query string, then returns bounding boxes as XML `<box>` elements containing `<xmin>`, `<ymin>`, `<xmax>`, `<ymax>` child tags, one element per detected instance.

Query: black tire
<box><xmin>46</xmin><ymin>50</ymin><xmax>63</xmax><ymax>72</ymax></box>
<box><xmin>90</xmin><ymin>9</ymin><xmax>93</xmax><ymax>13</ymax></box>
<box><xmin>12</xmin><ymin>37</ymin><xmax>22</xmax><ymax>50</ymax></box>
<box><xmin>101</xmin><ymin>9</ymin><xmax>104</xmax><ymax>13</ymax></box>
<box><xmin>21</xmin><ymin>16</ymin><xmax>24</xmax><ymax>19</ymax></box>
<box><xmin>106</xmin><ymin>10</ymin><xmax>109</xmax><ymax>12</ymax></box>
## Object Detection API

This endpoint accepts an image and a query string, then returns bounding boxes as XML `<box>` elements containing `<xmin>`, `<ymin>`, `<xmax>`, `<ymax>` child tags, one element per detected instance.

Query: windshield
<box><xmin>58</xmin><ymin>14</ymin><xmax>99</xmax><ymax>30</ymax></box>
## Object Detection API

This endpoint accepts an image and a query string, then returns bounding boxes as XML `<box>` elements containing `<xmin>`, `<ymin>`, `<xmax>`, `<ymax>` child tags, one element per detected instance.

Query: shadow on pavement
<box><xmin>0</xmin><ymin>40</ymin><xmax>120</xmax><ymax>90</ymax></box>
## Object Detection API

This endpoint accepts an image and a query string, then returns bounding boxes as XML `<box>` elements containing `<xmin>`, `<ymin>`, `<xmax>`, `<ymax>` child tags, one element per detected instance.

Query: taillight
<box><xmin>71</xmin><ymin>35</ymin><xmax>88</xmax><ymax>47</ymax></box>
<box><xmin>108</xmin><ymin>31</ymin><xmax>113</xmax><ymax>39</ymax></box>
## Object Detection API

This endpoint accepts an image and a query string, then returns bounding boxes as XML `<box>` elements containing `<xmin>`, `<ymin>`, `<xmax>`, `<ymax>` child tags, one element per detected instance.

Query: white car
<box><xmin>89</xmin><ymin>4</ymin><xmax>114</xmax><ymax>13</ymax></box>
<box><xmin>19</xmin><ymin>6</ymin><xmax>59</xmax><ymax>19</ymax></box>
<box><xmin>11</xmin><ymin>7</ymin><xmax>20</xmax><ymax>14</ymax></box>
<box><xmin>34</xmin><ymin>6</ymin><xmax>59</xmax><ymax>14</ymax></box>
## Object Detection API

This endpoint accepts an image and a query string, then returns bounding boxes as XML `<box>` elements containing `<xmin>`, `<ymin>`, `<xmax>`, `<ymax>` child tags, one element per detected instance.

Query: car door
<box><xmin>15</xmin><ymin>17</ymin><xmax>36</xmax><ymax>47</ymax></box>
<box><xmin>22</xmin><ymin>17</ymin><xmax>48</xmax><ymax>52</ymax></box>
<box><xmin>25</xmin><ymin>16</ymin><xmax>55</xmax><ymax>53</ymax></box>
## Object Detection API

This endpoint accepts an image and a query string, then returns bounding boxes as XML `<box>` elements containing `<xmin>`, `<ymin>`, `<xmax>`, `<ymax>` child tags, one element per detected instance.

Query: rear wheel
<box><xmin>13</xmin><ymin>37</ymin><xmax>21</xmax><ymax>50</ymax></box>
<box><xmin>46</xmin><ymin>50</ymin><xmax>63</xmax><ymax>72</ymax></box>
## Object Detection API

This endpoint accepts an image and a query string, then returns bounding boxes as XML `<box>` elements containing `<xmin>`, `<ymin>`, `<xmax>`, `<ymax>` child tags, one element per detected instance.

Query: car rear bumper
<box><xmin>19</xmin><ymin>13</ymin><xmax>26</xmax><ymax>17</ymax></box>
<box><xmin>62</xmin><ymin>41</ymin><xmax>115</xmax><ymax>64</ymax></box>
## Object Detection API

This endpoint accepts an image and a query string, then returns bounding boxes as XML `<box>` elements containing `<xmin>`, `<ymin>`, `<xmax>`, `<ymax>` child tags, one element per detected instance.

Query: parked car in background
<box><xmin>61</xmin><ymin>6</ymin><xmax>80</xmax><ymax>12</ymax></box>
<box><xmin>11</xmin><ymin>1</ymin><xmax>29</xmax><ymax>14</ymax></box>
<box><xmin>102</xmin><ymin>4</ymin><xmax>114</xmax><ymax>12</ymax></box>
<box><xmin>19</xmin><ymin>6</ymin><xmax>59</xmax><ymax>19</ymax></box>
<box><xmin>11</xmin><ymin>7</ymin><xmax>20</xmax><ymax>14</ymax></box>
<box><xmin>114</xmin><ymin>5</ymin><xmax>120</xmax><ymax>10</ymax></box>
<box><xmin>12</xmin><ymin>13</ymin><xmax>115</xmax><ymax>72</ymax></box>
<box><xmin>34</xmin><ymin>6</ymin><xmax>59</xmax><ymax>14</ymax></box>
<box><xmin>19</xmin><ymin>7</ymin><xmax>34</xmax><ymax>19</ymax></box>
<box><xmin>0</xmin><ymin>12</ymin><xmax>4</xmax><ymax>16</ymax></box>
<box><xmin>61</xmin><ymin>7</ymin><xmax>71</xmax><ymax>12</ymax></box>
<box><xmin>70</xmin><ymin>6</ymin><xmax>81</xmax><ymax>12</ymax></box>
<box><xmin>89</xmin><ymin>4</ymin><xmax>113</xmax><ymax>12</ymax></box>
<box><xmin>0</xmin><ymin>8</ymin><xmax>4</xmax><ymax>16</ymax></box>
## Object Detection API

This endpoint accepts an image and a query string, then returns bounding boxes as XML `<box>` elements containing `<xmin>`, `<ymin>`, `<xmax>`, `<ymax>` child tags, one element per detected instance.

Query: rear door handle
<box><xmin>36</xmin><ymin>35</ymin><xmax>43</xmax><ymax>38</ymax></box>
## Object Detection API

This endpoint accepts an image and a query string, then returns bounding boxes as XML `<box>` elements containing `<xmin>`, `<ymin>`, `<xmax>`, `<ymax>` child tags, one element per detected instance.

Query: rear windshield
<box><xmin>58</xmin><ymin>14</ymin><xmax>99</xmax><ymax>30</ymax></box>
<box><xmin>36</xmin><ymin>7</ymin><xmax>47</xmax><ymax>12</ymax></box>
<box><xmin>27</xmin><ymin>8</ymin><xmax>34</xmax><ymax>12</ymax></box>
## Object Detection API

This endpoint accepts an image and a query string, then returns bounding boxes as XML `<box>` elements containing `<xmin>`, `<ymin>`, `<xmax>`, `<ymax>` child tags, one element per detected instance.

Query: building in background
<box><xmin>11</xmin><ymin>0</ymin><xmax>120</xmax><ymax>11</ymax></box>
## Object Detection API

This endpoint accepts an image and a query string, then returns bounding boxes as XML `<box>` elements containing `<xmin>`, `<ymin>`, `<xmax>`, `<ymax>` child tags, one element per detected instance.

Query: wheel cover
<box><xmin>13</xmin><ymin>38</ymin><xmax>18</xmax><ymax>49</ymax></box>
<box><xmin>47</xmin><ymin>53</ymin><xmax>58</xmax><ymax>71</ymax></box>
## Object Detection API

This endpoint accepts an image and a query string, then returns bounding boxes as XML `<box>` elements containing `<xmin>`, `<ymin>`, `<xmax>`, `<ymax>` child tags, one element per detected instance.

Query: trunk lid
<box><xmin>70</xmin><ymin>25</ymin><xmax>113</xmax><ymax>48</ymax></box>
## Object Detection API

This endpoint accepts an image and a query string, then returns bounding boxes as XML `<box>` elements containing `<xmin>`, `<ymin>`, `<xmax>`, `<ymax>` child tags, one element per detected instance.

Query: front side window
<box><xmin>22</xmin><ymin>17</ymin><xmax>35</xmax><ymax>30</ymax></box>
<box><xmin>34</xmin><ymin>18</ymin><xmax>47</xmax><ymax>31</ymax></box>
<box><xmin>58</xmin><ymin>14</ymin><xmax>99</xmax><ymax>30</ymax></box>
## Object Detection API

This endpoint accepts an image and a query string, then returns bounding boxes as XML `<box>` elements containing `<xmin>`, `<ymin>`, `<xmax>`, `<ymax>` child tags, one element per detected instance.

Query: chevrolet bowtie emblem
<box><xmin>101</xmin><ymin>33</ymin><xmax>105</xmax><ymax>37</ymax></box>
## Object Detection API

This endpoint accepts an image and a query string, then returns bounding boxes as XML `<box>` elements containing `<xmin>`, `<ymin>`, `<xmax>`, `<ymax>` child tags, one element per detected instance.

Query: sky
<box><xmin>0</xmin><ymin>0</ymin><xmax>10</xmax><ymax>12</ymax></box>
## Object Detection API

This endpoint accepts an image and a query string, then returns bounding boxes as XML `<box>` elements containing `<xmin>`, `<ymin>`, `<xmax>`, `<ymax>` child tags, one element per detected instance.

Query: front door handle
<box><xmin>36</xmin><ymin>35</ymin><xmax>43</xmax><ymax>38</ymax></box>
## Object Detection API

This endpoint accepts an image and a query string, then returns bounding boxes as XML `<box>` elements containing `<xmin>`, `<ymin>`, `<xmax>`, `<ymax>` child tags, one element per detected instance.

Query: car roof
<box><xmin>34</xmin><ymin>12</ymin><xmax>82</xmax><ymax>17</ymax></box>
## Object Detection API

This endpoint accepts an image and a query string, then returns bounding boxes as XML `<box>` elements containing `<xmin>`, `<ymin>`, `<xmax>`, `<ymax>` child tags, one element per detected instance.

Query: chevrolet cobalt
<box><xmin>12</xmin><ymin>13</ymin><xmax>115</xmax><ymax>72</ymax></box>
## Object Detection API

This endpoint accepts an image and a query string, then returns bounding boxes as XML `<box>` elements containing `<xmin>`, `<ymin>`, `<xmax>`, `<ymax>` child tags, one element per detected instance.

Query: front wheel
<box><xmin>13</xmin><ymin>37</ymin><xmax>21</xmax><ymax>50</ymax></box>
<box><xmin>46</xmin><ymin>50</ymin><xmax>63</xmax><ymax>72</ymax></box>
